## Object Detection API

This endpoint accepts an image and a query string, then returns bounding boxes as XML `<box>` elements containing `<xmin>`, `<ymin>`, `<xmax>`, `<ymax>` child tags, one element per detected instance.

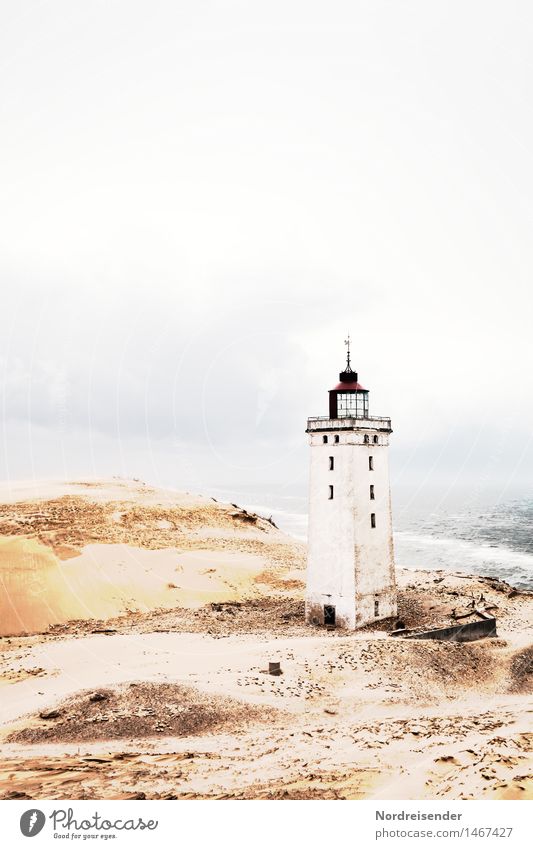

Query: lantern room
<box><xmin>328</xmin><ymin>336</ymin><xmax>369</xmax><ymax>419</ymax></box>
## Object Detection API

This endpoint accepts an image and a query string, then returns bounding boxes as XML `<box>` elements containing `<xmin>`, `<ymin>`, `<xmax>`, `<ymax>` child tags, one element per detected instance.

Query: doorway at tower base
<box><xmin>305</xmin><ymin>589</ymin><xmax>397</xmax><ymax>630</ymax></box>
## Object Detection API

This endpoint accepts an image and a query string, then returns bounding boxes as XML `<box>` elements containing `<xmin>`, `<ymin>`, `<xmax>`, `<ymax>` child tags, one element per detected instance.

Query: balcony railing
<box><xmin>306</xmin><ymin>415</ymin><xmax>392</xmax><ymax>431</ymax></box>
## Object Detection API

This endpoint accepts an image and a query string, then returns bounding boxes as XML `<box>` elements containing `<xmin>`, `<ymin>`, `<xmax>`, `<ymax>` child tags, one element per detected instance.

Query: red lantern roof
<box><xmin>331</xmin><ymin>381</ymin><xmax>367</xmax><ymax>392</ymax></box>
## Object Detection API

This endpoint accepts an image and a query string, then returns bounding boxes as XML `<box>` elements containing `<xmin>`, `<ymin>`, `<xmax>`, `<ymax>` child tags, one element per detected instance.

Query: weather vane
<box><xmin>344</xmin><ymin>334</ymin><xmax>351</xmax><ymax>370</ymax></box>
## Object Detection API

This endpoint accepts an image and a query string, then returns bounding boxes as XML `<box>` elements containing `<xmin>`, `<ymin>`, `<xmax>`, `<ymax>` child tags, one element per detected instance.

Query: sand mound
<box><xmin>0</xmin><ymin>479</ymin><xmax>306</xmax><ymax>636</ymax></box>
<box><xmin>508</xmin><ymin>646</ymin><xmax>533</xmax><ymax>693</ymax></box>
<box><xmin>0</xmin><ymin>537</ymin><xmax>90</xmax><ymax>636</ymax></box>
<box><xmin>0</xmin><ymin>537</ymin><xmax>286</xmax><ymax>636</ymax></box>
<box><xmin>9</xmin><ymin>681</ymin><xmax>271</xmax><ymax>744</ymax></box>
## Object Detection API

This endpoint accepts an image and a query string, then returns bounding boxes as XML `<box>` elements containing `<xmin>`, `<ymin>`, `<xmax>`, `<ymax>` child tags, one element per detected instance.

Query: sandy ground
<box><xmin>0</xmin><ymin>479</ymin><xmax>531</xmax><ymax>800</ymax></box>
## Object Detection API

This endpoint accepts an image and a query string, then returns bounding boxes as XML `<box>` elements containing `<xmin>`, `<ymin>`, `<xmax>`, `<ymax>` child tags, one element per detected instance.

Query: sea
<box><xmin>207</xmin><ymin>484</ymin><xmax>533</xmax><ymax>591</ymax></box>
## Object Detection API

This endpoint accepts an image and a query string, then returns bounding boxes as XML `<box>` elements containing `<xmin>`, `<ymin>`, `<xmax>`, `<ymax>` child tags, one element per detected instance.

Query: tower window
<box><xmin>328</xmin><ymin>485</ymin><xmax>334</xmax><ymax>500</ymax></box>
<box><xmin>364</xmin><ymin>434</ymin><xmax>369</xmax><ymax>444</ymax></box>
<box><xmin>329</xmin><ymin>456</ymin><xmax>334</xmax><ymax>471</ymax></box>
<box><xmin>334</xmin><ymin>434</ymin><xmax>339</xmax><ymax>443</ymax></box>
<box><xmin>374</xmin><ymin>599</ymin><xmax>379</xmax><ymax>617</ymax></box>
<box><xmin>373</xmin><ymin>435</ymin><xmax>379</xmax><ymax>444</ymax></box>
<box><xmin>323</xmin><ymin>434</ymin><xmax>328</xmax><ymax>444</ymax></box>
<box><xmin>370</xmin><ymin>512</ymin><xmax>376</xmax><ymax>528</ymax></box>
<box><xmin>336</xmin><ymin>392</ymin><xmax>369</xmax><ymax>418</ymax></box>
<box><xmin>369</xmin><ymin>456</ymin><xmax>374</xmax><ymax>471</ymax></box>
<box><xmin>370</xmin><ymin>484</ymin><xmax>375</xmax><ymax>500</ymax></box>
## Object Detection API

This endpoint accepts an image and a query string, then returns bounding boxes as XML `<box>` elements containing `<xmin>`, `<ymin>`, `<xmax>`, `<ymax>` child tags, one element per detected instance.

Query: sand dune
<box><xmin>0</xmin><ymin>479</ymin><xmax>304</xmax><ymax>636</ymax></box>
<box><xmin>0</xmin><ymin>538</ymin><xmax>286</xmax><ymax>635</ymax></box>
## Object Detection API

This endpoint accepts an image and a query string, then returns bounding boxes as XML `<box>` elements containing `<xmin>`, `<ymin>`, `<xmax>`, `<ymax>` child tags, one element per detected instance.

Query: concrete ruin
<box><xmin>391</xmin><ymin>617</ymin><xmax>497</xmax><ymax>642</ymax></box>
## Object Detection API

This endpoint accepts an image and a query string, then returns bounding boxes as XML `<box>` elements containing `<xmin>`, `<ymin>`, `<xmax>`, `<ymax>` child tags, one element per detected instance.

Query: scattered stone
<box><xmin>39</xmin><ymin>709</ymin><xmax>61</xmax><ymax>720</ymax></box>
<box><xmin>89</xmin><ymin>692</ymin><xmax>108</xmax><ymax>703</ymax></box>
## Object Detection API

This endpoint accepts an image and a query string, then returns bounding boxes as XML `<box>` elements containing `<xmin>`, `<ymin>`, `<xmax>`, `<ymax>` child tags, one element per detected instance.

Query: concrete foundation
<box><xmin>392</xmin><ymin>617</ymin><xmax>497</xmax><ymax>642</ymax></box>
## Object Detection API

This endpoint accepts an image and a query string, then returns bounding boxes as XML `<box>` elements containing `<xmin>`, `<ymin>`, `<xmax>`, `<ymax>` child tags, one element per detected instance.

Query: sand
<box><xmin>0</xmin><ymin>478</ymin><xmax>304</xmax><ymax>637</ymax></box>
<box><xmin>0</xmin><ymin>478</ymin><xmax>531</xmax><ymax>800</ymax></box>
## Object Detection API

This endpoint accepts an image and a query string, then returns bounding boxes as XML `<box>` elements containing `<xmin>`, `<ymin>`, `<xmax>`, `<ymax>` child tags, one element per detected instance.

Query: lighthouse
<box><xmin>305</xmin><ymin>338</ymin><xmax>397</xmax><ymax>630</ymax></box>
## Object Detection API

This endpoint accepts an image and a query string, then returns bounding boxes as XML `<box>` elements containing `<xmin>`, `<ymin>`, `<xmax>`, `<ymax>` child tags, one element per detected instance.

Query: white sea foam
<box><xmin>394</xmin><ymin>530</ymin><xmax>533</xmax><ymax>589</ymax></box>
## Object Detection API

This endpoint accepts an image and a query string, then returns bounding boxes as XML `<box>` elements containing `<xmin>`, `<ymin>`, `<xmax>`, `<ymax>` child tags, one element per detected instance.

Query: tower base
<box><xmin>305</xmin><ymin>589</ymin><xmax>397</xmax><ymax>630</ymax></box>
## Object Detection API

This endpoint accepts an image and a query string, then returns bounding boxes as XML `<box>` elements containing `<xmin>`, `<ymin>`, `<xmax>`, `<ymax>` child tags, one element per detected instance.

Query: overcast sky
<box><xmin>1</xmin><ymin>1</ymin><xmax>532</xmax><ymax>512</ymax></box>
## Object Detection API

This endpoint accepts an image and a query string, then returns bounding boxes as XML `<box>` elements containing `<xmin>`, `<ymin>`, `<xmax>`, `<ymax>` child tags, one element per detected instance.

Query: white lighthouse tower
<box><xmin>305</xmin><ymin>338</ymin><xmax>397</xmax><ymax>630</ymax></box>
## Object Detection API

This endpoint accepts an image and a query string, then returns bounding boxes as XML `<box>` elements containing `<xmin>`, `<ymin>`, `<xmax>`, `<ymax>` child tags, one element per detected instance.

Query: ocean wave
<box><xmin>394</xmin><ymin>530</ymin><xmax>533</xmax><ymax>590</ymax></box>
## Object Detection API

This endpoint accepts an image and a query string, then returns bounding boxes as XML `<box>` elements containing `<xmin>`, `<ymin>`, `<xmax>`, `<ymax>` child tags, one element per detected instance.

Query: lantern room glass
<box><xmin>337</xmin><ymin>392</ymin><xmax>368</xmax><ymax>418</ymax></box>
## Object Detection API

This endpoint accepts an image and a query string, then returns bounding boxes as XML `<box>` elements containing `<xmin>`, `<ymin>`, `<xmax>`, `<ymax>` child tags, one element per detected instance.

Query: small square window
<box><xmin>328</xmin><ymin>485</ymin><xmax>334</xmax><ymax>499</ymax></box>
<box><xmin>329</xmin><ymin>456</ymin><xmax>334</xmax><ymax>471</ymax></box>
<box><xmin>374</xmin><ymin>599</ymin><xmax>379</xmax><ymax>617</ymax></box>
<box><xmin>323</xmin><ymin>435</ymin><xmax>328</xmax><ymax>444</ymax></box>
<box><xmin>370</xmin><ymin>512</ymin><xmax>376</xmax><ymax>528</ymax></box>
<box><xmin>373</xmin><ymin>435</ymin><xmax>379</xmax><ymax>444</ymax></box>
<box><xmin>370</xmin><ymin>484</ymin><xmax>375</xmax><ymax>500</ymax></box>
<box><xmin>334</xmin><ymin>434</ymin><xmax>339</xmax><ymax>443</ymax></box>
<box><xmin>369</xmin><ymin>456</ymin><xmax>374</xmax><ymax>471</ymax></box>
<box><xmin>364</xmin><ymin>434</ymin><xmax>369</xmax><ymax>444</ymax></box>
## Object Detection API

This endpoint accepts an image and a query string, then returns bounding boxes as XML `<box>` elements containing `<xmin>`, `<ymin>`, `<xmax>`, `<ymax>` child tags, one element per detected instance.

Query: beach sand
<box><xmin>0</xmin><ymin>479</ymin><xmax>531</xmax><ymax>800</ymax></box>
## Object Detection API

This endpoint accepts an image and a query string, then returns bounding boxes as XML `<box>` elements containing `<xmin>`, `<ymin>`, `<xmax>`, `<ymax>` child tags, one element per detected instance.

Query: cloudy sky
<box><xmin>1</xmin><ymin>1</ymin><xmax>532</xmax><ymax>512</ymax></box>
